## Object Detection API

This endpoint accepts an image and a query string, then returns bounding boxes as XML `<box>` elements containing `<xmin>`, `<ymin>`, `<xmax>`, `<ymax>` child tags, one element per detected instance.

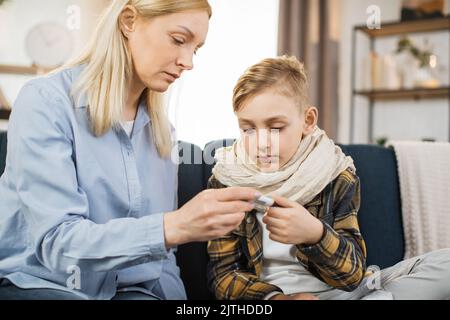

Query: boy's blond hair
<box><xmin>233</xmin><ymin>55</ymin><xmax>310</xmax><ymax>113</ymax></box>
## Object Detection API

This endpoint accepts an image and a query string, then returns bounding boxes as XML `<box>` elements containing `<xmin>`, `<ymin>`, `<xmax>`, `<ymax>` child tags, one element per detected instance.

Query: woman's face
<box><xmin>122</xmin><ymin>8</ymin><xmax>209</xmax><ymax>92</ymax></box>
<box><xmin>236</xmin><ymin>89</ymin><xmax>317</xmax><ymax>173</ymax></box>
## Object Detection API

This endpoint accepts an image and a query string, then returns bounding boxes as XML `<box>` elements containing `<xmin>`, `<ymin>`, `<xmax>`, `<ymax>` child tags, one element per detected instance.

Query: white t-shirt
<box><xmin>256</xmin><ymin>212</ymin><xmax>333</xmax><ymax>295</ymax></box>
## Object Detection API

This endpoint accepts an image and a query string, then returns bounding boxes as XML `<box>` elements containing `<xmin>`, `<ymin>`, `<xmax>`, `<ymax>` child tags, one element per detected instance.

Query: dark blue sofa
<box><xmin>0</xmin><ymin>132</ymin><xmax>404</xmax><ymax>300</ymax></box>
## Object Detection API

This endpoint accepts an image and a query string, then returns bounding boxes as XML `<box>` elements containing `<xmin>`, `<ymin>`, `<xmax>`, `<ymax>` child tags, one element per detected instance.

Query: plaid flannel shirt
<box><xmin>207</xmin><ymin>168</ymin><xmax>368</xmax><ymax>300</ymax></box>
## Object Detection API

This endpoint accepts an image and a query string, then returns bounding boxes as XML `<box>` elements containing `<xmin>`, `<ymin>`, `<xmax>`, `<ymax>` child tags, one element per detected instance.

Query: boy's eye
<box><xmin>270</xmin><ymin>127</ymin><xmax>284</xmax><ymax>132</ymax></box>
<box><xmin>242</xmin><ymin>128</ymin><xmax>255</xmax><ymax>134</ymax></box>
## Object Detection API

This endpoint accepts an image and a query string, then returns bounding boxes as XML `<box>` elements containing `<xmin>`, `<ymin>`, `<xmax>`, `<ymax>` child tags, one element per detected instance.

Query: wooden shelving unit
<box><xmin>350</xmin><ymin>16</ymin><xmax>450</xmax><ymax>143</ymax></box>
<box><xmin>354</xmin><ymin>87</ymin><xmax>450</xmax><ymax>100</ymax></box>
<box><xmin>0</xmin><ymin>64</ymin><xmax>51</xmax><ymax>75</ymax></box>
<box><xmin>355</xmin><ymin>16</ymin><xmax>450</xmax><ymax>37</ymax></box>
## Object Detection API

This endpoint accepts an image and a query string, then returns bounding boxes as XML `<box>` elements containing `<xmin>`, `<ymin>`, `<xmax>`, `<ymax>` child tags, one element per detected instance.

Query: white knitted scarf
<box><xmin>212</xmin><ymin>126</ymin><xmax>355</xmax><ymax>205</ymax></box>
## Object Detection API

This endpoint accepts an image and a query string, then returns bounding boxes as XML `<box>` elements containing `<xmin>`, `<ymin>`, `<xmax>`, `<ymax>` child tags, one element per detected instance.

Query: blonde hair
<box><xmin>67</xmin><ymin>0</ymin><xmax>212</xmax><ymax>157</ymax></box>
<box><xmin>233</xmin><ymin>55</ymin><xmax>310</xmax><ymax>113</ymax></box>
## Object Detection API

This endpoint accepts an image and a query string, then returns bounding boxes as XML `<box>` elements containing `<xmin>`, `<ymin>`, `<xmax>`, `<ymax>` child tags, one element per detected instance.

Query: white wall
<box><xmin>167</xmin><ymin>0</ymin><xmax>279</xmax><ymax>148</ymax></box>
<box><xmin>0</xmin><ymin>0</ymin><xmax>109</xmax><ymax>131</ymax></box>
<box><xmin>339</xmin><ymin>0</ymin><xmax>450</xmax><ymax>144</ymax></box>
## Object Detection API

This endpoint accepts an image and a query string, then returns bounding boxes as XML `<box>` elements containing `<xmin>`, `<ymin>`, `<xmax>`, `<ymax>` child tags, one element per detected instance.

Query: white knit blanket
<box><xmin>388</xmin><ymin>141</ymin><xmax>450</xmax><ymax>259</ymax></box>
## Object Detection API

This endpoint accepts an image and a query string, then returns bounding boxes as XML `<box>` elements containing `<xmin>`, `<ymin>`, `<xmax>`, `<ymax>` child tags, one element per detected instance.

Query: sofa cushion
<box><xmin>175</xmin><ymin>141</ymin><xmax>215</xmax><ymax>300</ymax></box>
<box><xmin>338</xmin><ymin>144</ymin><xmax>404</xmax><ymax>269</ymax></box>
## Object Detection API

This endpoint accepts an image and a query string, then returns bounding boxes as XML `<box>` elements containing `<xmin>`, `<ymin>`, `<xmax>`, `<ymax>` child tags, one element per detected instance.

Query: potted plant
<box><xmin>395</xmin><ymin>36</ymin><xmax>440</xmax><ymax>88</ymax></box>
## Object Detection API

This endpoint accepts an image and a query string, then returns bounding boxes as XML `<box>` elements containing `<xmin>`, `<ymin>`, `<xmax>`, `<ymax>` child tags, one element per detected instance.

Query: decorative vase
<box><xmin>395</xmin><ymin>50</ymin><xmax>419</xmax><ymax>89</ymax></box>
<box><xmin>415</xmin><ymin>66</ymin><xmax>440</xmax><ymax>88</ymax></box>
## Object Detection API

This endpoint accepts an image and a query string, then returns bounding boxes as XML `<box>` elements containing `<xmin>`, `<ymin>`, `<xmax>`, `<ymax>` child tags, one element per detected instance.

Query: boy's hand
<box><xmin>262</xmin><ymin>195</ymin><xmax>324</xmax><ymax>246</ymax></box>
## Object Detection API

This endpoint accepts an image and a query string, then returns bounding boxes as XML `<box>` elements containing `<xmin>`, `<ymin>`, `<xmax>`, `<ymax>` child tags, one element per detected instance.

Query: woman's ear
<box><xmin>119</xmin><ymin>5</ymin><xmax>138</xmax><ymax>39</ymax></box>
<box><xmin>303</xmin><ymin>106</ymin><xmax>318</xmax><ymax>135</ymax></box>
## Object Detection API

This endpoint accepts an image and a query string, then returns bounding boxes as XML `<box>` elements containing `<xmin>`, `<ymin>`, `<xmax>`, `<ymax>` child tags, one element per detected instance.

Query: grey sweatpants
<box><xmin>316</xmin><ymin>248</ymin><xmax>450</xmax><ymax>300</ymax></box>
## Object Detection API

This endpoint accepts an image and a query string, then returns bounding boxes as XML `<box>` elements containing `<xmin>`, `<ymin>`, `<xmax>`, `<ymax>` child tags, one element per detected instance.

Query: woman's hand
<box><xmin>164</xmin><ymin>187</ymin><xmax>260</xmax><ymax>248</ymax></box>
<box><xmin>262</xmin><ymin>195</ymin><xmax>324</xmax><ymax>246</ymax></box>
<box><xmin>269</xmin><ymin>292</ymin><xmax>319</xmax><ymax>300</ymax></box>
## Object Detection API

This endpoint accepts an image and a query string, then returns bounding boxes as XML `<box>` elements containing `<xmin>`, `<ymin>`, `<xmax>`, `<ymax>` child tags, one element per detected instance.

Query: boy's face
<box><xmin>236</xmin><ymin>89</ymin><xmax>317</xmax><ymax>173</ymax></box>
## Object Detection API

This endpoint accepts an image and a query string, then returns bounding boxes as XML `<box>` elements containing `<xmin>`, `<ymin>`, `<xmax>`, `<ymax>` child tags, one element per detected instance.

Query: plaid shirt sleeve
<box><xmin>206</xmin><ymin>177</ymin><xmax>282</xmax><ymax>300</ymax></box>
<box><xmin>295</xmin><ymin>169</ymin><xmax>368</xmax><ymax>291</ymax></box>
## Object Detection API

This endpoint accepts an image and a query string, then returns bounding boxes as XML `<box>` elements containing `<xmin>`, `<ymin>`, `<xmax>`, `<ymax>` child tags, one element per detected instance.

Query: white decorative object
<box><xmin>25</xmin><ymin>22</ymin><xmax>74</xmax><ymax>69</ymax></box>
<box><xmin>382</xmin><ymin>54</ymin><xmax>401</xmax><ymax>90</ymax></box>
<box><xmin>395</xmin><ymin>51</ymin><xmax>418</xmax><ymax>89</ymax></box>
<box><xmin>369</xmin><ymin>53</ymin><xmax>401</xmax><ymax>90</ymax></box>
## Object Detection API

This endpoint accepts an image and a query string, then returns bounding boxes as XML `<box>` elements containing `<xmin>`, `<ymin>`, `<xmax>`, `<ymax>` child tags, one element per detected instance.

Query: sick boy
<box><xmin>206</xmin><ymin>56</ymin><xmax>450</xmax><ymax>300</ymax></box>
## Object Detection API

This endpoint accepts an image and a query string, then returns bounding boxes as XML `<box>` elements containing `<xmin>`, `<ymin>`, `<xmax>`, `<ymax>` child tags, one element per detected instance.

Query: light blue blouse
<box><xmin>0</xmin><ymin>65</ymin><xmax>186</xmax><ymax>300</ymax></box>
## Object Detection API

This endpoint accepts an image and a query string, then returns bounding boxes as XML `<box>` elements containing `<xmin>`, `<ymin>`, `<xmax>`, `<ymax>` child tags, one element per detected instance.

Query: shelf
<box><xmin>0</xmin><ymin>109</ymin><xmax>11</xmax><ymax>120</ymax></box>
<box><xmin>0</xmin><ymin>64</ymin><xmax>52</xmax><ymax>75</ymax></box>
<box><xmin>355</xmin><ymin>16</ymin><xmax>450</xmax><ymax>37</ymax></box>
<box><xmin>354</xmin><ymin>87</ymin><xmax>450</xmax><ymax>101</ymax></box>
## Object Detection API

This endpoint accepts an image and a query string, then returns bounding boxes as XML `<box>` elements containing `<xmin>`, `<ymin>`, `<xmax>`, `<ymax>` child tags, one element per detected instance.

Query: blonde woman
<box><xmin>0</xmin><ymin>0</ymin><xmax>259</xmax><ymax>300</ymax></box>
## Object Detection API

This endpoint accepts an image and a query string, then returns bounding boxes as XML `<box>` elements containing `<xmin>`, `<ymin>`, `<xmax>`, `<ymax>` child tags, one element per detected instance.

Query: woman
<box><xmin>0</xmin><ymin>0</ymin><xmax>258</xmax><ymax>300</ymax></box>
